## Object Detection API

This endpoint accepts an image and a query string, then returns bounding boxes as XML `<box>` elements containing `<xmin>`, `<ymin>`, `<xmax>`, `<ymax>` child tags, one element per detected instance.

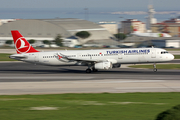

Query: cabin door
<box><xmin>118</xmin><ymin>54</ymin><xmax>122</xmax><ymax>59</ymax></box>
<box><xmin>34</xmin><ymin>53</ymin><xmax>39</xmax><ymax>63</ymax></box>
<box><xmin>151</xmin><ymin>49</ymin><xmax>156</xmax><ymax>58</ymax></box>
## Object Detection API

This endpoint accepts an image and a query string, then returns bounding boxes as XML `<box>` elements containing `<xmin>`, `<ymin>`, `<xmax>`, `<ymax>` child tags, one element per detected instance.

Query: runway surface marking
<box><xmin>30</xmin><ymin>107</ymin><xmax>59</xmax><ymax>110</ymax></box>
<box><xmin>0</xmin><ymin>76</ymin><xmax>94</xmax><ymax>80</ymax></box>
<box><xmin>74</xmin><ymin>80</ymin><xmax>165</xmax><ymax>83</ymax></box>
<box><xmin>115</xmin><ymin>87</ymin><xmax>180</xmax><ymax>89</ymax></box>
<box><xmin>0</xmin><ymin>79</ymin><xmax>180</xmax><ymax>95</ymax></box>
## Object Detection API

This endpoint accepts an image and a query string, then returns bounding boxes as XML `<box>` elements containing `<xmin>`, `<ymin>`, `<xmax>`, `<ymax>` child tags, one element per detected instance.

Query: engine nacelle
<box><xmin>95</xmin><ymin>62</ymin><xmax>112</xmax><ymax>70</ymax></box>
<box><xmin>112</xmin><ymin>63</ymin><xmax>121</xmax><ymax>68</ymax></box>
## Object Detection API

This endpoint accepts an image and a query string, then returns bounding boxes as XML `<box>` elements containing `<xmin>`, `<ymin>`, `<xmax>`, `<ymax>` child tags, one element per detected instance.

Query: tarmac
<box><xmin>0</xmin><ymin>62</ymin><xmax>179</xmax><ymax>95</ymax></box>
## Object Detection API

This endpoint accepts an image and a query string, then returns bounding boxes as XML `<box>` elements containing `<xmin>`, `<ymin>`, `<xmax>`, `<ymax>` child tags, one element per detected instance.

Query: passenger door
<box><xmin>151</xmin><ymin>49</ymin><xmax>156</xmax><ymax>58</ymax></box>
<box><xmin>34</xmin><ymin>53</ymin><xmax>39</xmax><ymax>63</ymax></box>
<box><xmin>118</xmin><ymin>54</ymin><xmax>122</xmax><ymax>59</ymax></box>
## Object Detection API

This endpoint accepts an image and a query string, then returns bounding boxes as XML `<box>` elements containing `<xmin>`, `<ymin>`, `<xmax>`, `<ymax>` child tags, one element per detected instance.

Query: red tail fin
<box><xmin>11</xmin><ymin>30</ymin><xmax>39</xmax><ymax>54</ymax></box>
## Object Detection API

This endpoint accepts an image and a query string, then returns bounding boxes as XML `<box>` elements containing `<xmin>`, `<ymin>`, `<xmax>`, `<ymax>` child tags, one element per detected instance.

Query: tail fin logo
<box><xmin>15</xmin><ymin>37</ymin><xmax>31</xmax><ymax>53</ymax></box>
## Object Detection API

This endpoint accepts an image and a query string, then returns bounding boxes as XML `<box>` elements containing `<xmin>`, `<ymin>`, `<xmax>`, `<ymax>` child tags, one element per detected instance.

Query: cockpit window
<box><xmin>161</xmin><ymin>51</ymin><xmax>168</xmax><ymax>54</ymax></box>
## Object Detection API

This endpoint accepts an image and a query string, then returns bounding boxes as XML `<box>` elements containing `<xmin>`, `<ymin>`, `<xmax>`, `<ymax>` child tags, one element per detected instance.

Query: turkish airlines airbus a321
<box><xmin>10</xmin><ymin>30</ymin><xmax>174</xmax><ymax>73</ymax></box>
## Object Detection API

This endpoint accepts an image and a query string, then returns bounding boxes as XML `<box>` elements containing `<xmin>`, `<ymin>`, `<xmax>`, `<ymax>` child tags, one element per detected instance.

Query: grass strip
<box><xmin>174</xmin><ymin>55</ymin><xmax>180</xmax><ymax>59</ymax></box>
<box><xmin>0</xmin><ymin>53</ymin><xmax>17</xmax><ymax>61</ymax></box>
<box><xmin>166</xmin><ymin>48</ymin><xmax>180</xmax><ymax>51</ymax></box>
<box><xmin>0</xmin><ymin>93</ymin><xmax>180</xmax><ymax>120</ymax></box>
<box><xmin>129</xmin><ymin>64</ymin><xmax>180</xmax><ymax>69</ymax></box>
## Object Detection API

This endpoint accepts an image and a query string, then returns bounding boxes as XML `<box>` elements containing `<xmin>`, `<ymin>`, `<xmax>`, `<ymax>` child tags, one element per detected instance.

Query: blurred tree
<box><xmin>155</xmin><ymin>105</ymin><xmax>180</xmax><ymax>120</ymax></box>
<box><xmin>114</xmin><ymin>33</ymin><xmax>126</xmax><ymax>41</ymax></box>
<box><xmin>54</xmin><ymin>34</ymin><xmax>63</xmax><ymax>46</ymax></box>
<box><xmin>75</xmin><ymin>31</ymin><xmax>91</xmax><ymax>39</ymax></box>
<box><xmin>5</xmin><ymin>40</ymin><xmax>13</xmax><ymax>44</ymax></box>
<box><xmin>28</xmin><ymin>39</ymin><xmax>36</xmax><ymax>44</ymax></box>
<box><xmin>43</xmin><ymin>40</ymin><xmax>51</xmax><ymax>45</ymax></box>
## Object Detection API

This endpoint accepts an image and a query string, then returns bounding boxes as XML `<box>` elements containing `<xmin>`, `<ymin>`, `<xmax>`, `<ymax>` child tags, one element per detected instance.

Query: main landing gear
<box><xmin>86</xmin><ymin>65</ymin><xmax>98</xmax><ymax>73</ymax></box>
<box><xmin>92</xmin><ymin>67</ymin><xmax>98</xmax><ymax>72</ymax></box>
<box><xmin>153</xmin><ymin>63</ymin><xmax>157</xmax><ymax>72</ymax></box>
<box><xmin>86</xmin><ymin>69</ymin><xmax>98</xmax><ymax>73</ymax></box>
<box><xmin>86</xmin><ymin>68</ymin><xmax>98</xmax><ymax>73</ymax></box>
<box><xmin>86</xmin><ymin>68</ymin><xmax>91</xmax><ymax>73</ymax></box>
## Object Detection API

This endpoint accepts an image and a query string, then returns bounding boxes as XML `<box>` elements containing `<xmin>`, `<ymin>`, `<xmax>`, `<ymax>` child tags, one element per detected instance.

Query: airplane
<box><xmin>9</xmin><ymin>30</ymin><xmax>174</xmax><ymax>73</ymax></box>
<box><xmin>131</xmin><ymin>29</ymin><xmax>171</xmax><ymax>37</ymax></box>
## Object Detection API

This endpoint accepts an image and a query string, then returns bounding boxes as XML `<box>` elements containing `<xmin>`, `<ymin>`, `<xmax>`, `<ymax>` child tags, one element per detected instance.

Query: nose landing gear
<box><xmin>153</xmin><ymin>63</ymin><xmax>157</xmax><ymax>72</ymax></box>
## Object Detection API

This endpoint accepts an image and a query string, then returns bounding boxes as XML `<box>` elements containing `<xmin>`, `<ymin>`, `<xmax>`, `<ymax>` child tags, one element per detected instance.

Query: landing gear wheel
<box><xmin>86</xmin><ymin>68</ymin><xmax>91</xmax><ymax>73</ymax></box>
<box><xmin>92</xmin><ymin>67</ymin><xmax>98</xmax><ymax>72</ymax></box>
<box><xmin>153</xmin><ymin>63</ymin><xmax>157</xmax><ymax>72</ymax></box>
<box><xmin>153</xmin><ymin>68</ymin><xmax>157</xmax><ymax>72</ymax></box>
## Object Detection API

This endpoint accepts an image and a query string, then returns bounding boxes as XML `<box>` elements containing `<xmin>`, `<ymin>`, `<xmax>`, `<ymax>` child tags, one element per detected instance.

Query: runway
<box><xmin>0</xmin><ymin>62</ymin><xmax>180</xmax><ymax>95</ymax></box>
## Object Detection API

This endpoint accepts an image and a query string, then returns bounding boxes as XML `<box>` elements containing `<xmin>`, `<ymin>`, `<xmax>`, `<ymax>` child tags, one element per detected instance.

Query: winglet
<box><xmin>11</xmin><ymin>30</ymin><xmax>39</xmax><ymax>54</ymax></box>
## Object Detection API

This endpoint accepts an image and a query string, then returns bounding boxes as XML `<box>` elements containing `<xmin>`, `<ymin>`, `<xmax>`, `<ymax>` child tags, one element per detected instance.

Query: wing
<box><xmin>66</xmin><ymin>57</ymin><xmax>104</xmax><ymax>62</ymax></box>
<box><xmin>55</xmin><ymin>53</ymin><xmax>104</xmax><ymax>63</ymax></box>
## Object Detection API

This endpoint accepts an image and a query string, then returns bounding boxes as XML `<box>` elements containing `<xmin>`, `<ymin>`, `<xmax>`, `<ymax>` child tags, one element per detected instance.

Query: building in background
<box><xmin>0</xmin><ymin>19</ymin><xmax>16</xmax><ymax>26</ymax></box>
<box><xmin>99</xmin><ymin>22</ymin><xmax>118</xmax><ymax>34</ymax></box>
<box><xmin>0</xmin><ymin>19</ymin><xmax>115</xmax><ymax>47</ymax></box>
<box><xmin>120</xmin><ymin>19</ymin><xmax>146</xmax><ymax>34</ymax></box>
<box><xmin>146</xmin><ymin>5</ymin><xmax>157</xmax><ymax>31</ymax></box>
<box><xmin>140</xmin><ymin>39</ymin><xmax>180</xmax><ymax>48</ymax></box>
<box><xmin>151</xmin><ymin>18</ymin><xmax>180</xmax><ymax>37</ymax></box>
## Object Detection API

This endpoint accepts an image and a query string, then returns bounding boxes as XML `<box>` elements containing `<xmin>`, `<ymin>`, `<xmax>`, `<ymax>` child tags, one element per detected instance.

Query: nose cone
<box><xmin>169</xmin><ymin>54</ymin><xmax>174</xmax><ymax>61</ymax></box>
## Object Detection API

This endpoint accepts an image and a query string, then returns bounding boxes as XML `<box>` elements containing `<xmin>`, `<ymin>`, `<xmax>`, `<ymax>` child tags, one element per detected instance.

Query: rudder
<box><xmin>11</xmin><ymin>30</ymin><xmax>39</xmax><ymax>54</ymax></box>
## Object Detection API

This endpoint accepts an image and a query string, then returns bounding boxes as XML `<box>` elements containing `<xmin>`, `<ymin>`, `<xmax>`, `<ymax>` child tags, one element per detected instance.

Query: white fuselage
<box><xmin>10</xmin><ymin>48</ymin><xmax>174</xmax><ymax>67</ymax></box>
<box><xmin>131</xmin><ymin>32</ymin><xmax>171</xmax><ymax>37</ymax></box>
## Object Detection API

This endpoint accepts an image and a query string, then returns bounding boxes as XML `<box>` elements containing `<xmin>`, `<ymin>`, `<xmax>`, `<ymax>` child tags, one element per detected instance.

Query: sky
<box><xmin>0</xmin><ymin>0</ymin><xmax>180</xmax><ymax>11</ymax></box>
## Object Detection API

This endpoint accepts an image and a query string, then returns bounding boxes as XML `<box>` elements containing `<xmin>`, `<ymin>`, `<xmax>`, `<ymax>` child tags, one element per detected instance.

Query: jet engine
<box><xmin>95</xmin><ymin>62</ymin><xmax>112</xmax><ymax>70</ymax></box>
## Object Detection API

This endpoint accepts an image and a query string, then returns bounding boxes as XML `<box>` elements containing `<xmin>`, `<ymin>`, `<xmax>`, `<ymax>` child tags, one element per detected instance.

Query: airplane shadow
<box><xmin>0</xmin><ymin>68</ymin><xmax>179</xmax><ymax>76</ymax></box>
<box><xmin>0</xmin><ymin>62</ymin><xmax>179</xmax><ymax>75</ymax></box>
